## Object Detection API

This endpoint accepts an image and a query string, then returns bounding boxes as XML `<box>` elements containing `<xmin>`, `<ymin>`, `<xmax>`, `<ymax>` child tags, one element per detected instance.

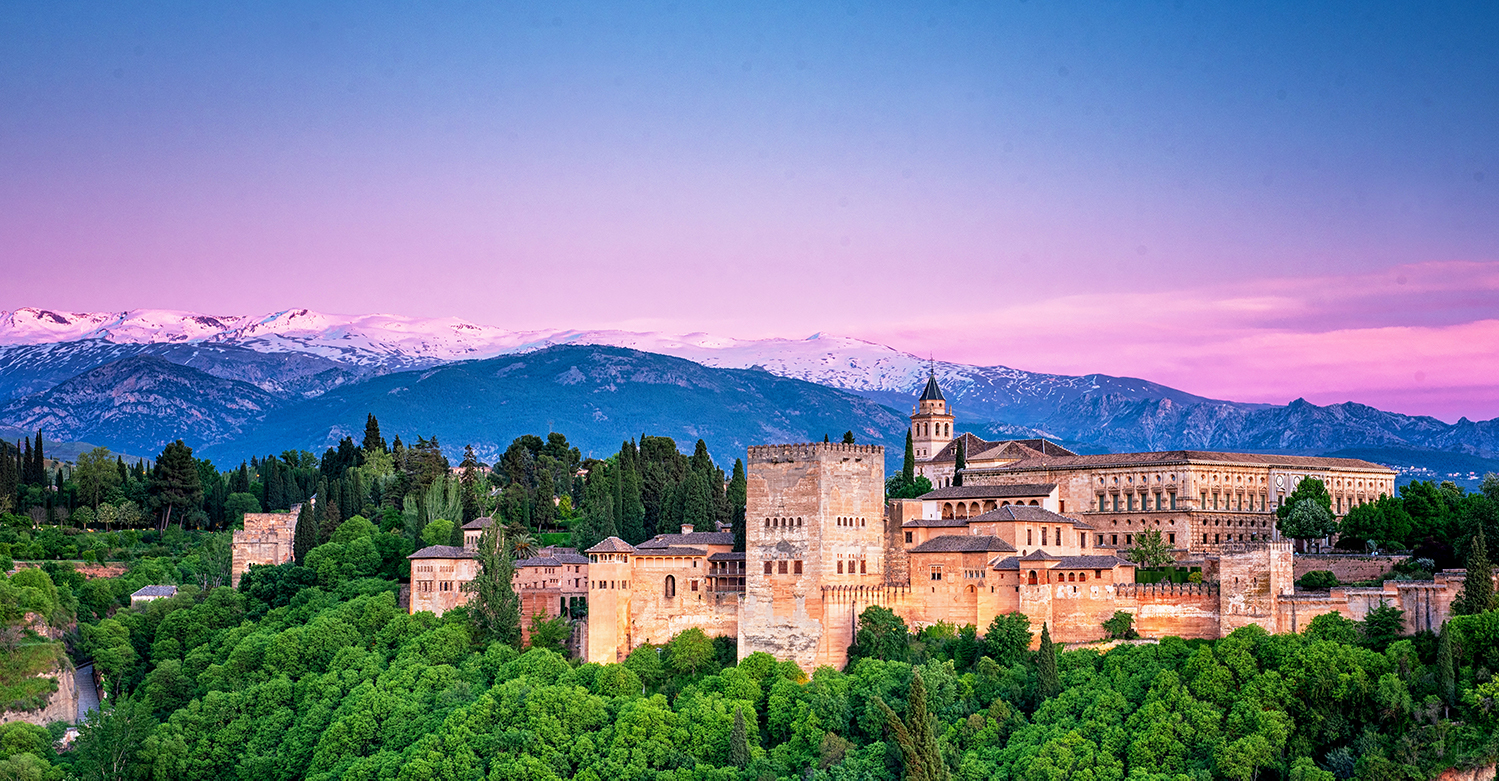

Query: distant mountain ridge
<box><xmin>0</xmin><ymin>307</ymin><xmax>1494</xmax><ymax>469</ymax></box>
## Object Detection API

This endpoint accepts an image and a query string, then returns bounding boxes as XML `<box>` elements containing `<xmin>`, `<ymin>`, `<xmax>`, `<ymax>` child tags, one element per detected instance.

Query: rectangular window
<box><xmin>837</xmin><ymin>560</ymin><xmax>844</xmax><ymax>574</ymax></box>
<box><xmin>764</xmin><ymin>561</ymin><xmax>772</xmax><ymax>575</ymax></box>
<box><xmin>1214</xmin><ymin>534</ymin><xmax>1220</xmax><ymax>543</ymax></box>
<box><xmin>1203</xmin><ymin>533</ymin><xmax>1209</xmax><ymax>544</ymax></box>
<box><xmin>1099</xmin><ymin>495</ymin><xmax>1106</xmax><ymax>511</ymax></box>
<box><xmin>691</xmin><ymin>580</ymin><xmax>698</xmax><ymax>591</ymax></box>
<box><xmin>1027</xmin><ymin>529</ymin><xmax>1033</xmax><ymax>545</ymax></box>
<box><xmin>905</xmin><ymin>531</ymin><xmax>913</xmax><ymax>543</ymax></box>
<box><xmin>1154</xmin><ymin>492</ymin><xmax>1162</xmax><ymax>510</ymax></box>
<box><xmin>778</xmin><ymin>560</ymin><xmax>788</xmax><ymax>574</ymax></box>
<box><xmin>1168</xmin><ymin>533</ymin><xmax>1176</xmax><ymax>544</ymax></box>
<box><xmin>1113</xmin><ymin>496</ymin><xmax>1121</xmax><ymax>512</ymax></box>
<box><xmin>1056</xmin><ymin>526</ymin><xmax>1062</xmax><ymax>544</ymax></box>
<box><xmin>1081</xmin><ymin>533</ymin><xmax>1088</xmax><ymax>548</ymax></box>
<box><xmin>1202</xmin><ymin>491</ymin><xmax>1208</xmax><ymax>508</ymax></box>
<box><xmin>1125</xmin><ymin>534</ymin><xmax>1133</xmax><ymax>545</ymax></box>
<box><xmin>1127</xmin><ymin>495</ymin><xmax>1135</xmax><ymax>511</ymax></box>
<box><xmin>1111</xmin><ymin>534</ymin><xmax>1118</xmax><ymax>545</ymax></box>
<box><xmin>1041</xmin><ymin>527</ymin><xmax>1048</xmax><ymax>545</ymax></box>
<box><xmin>860</xmin><ymin>560</ymin><xmax>867</xmax><ymax>574</ymax></box>
<box><xmin>1170</xmin><ymin>493</ymin><xmax>1177</xmax><ymax>510</ymax></box>
<box><xmin>930</xmin><ymin>566</ymin><xmax>942</xmax><ymax>581</ymax></box>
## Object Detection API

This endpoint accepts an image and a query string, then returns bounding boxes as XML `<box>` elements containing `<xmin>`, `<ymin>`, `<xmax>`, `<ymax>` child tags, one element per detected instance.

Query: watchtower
<box><xmin>740</xmin><ymin>442</ymin><xmax>885</xmax><ymax>670</ymax></box>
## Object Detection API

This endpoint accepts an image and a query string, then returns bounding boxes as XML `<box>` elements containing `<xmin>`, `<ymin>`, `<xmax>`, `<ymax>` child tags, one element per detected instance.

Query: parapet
<box><xmin>747</xmin><ymin>443</ymin><xmax>885</xmax><ymax>463</ymax></box>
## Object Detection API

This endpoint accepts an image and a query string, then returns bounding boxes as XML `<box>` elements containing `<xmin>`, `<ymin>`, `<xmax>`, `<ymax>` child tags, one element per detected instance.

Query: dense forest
<box><xmin>1</xmin><ymin>425</ymin><xmax>1498</xmax><ymax>780</ymax></box>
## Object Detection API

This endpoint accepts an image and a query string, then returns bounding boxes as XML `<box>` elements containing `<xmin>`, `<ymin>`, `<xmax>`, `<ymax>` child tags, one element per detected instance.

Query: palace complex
<box><xmin>225</xmin><ymin>374</ymin><xmax>1486</xmax><ymax>671</ymax></box>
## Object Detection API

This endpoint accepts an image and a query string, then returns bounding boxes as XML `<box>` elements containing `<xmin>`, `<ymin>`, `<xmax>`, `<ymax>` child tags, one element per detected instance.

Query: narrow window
<box><xmin>905</xmin><ymin>531</ymin><xmax>913</xmax><ymax>543</ymax></box>
<box><xmin>837</xmin><ymin>560</ymin><xmax>844</xmax><ymax>574</ymax></box>
<box><xmin>778</xmin><ymin>560</ymin><xmax>788</xmax><ymax>574</ymax></box>
<box><xmin>794</xmin><ymin>560</ymin><xmax>803</xmax><ymax>574</ymax></box>
<box><xmin>665</xmin><ymin>576</ymin><xmax>675</xmax><ymax>598</ymax></box>
<box><xmin>764</xmin><ymin>561</ymin><xmax>772</xmax><ymax>575</ymax></box>
<box><xmin>860</xmin><ymin>560</ymin><xmax>867</xmax><ymax>574</ymax></box>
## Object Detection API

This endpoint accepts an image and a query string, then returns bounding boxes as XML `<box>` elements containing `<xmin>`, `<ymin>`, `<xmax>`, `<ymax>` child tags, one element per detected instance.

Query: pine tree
<box><xmin>464</xmin><ymin>525</ymin><xmax>521</xmax><ymax>648</ymax></box>
<box><xmin>1455</xmin><ymin>528</ymin><xmax>1495</xmax><ymax>615</ymax></box>
<box><xmin>292</xmin><ymin>500</ymin><xmax>317</xmax><ymax>564</ymax></box>
<box><xmin>363</xmin><ymin>413</ymin><xmax>387</xmax><ymax>453</ymax></box>
<box><xmin>874</xmin><ymin>669</ymin><xmax>949</xmax><ymax>781</ymax></box>
<box><xmin>729</xmin><ymin>459</ymin><xmax>748</xmax><ymax>552</ymax></box>
<box><xmin>902</xmin><ymin>431</ymin><xmax>916</xmax><ymax>485</ymax></box>
<box><xmin>729</xmin><ymin>706</ymin><xmax>750</xmax><ymax>768</ymax></box>
<box><xmin>952</xmin><ymin>439</ymin><xmax>966</xmax><ymax>487</ymax></box>
<box><xmin>149</xmin><ymin>440</ymin><xmax>203</xmax><ymax>531</ymax></box>
<box><xmin>1036</xmin><ymin>623</ymin><xmax>1060</xmax><ymax>701</ymax></box>
<box><xmin>842</xmin><ymin>431</ymin><xmax>855</xmax><ymax>444</ymax></box>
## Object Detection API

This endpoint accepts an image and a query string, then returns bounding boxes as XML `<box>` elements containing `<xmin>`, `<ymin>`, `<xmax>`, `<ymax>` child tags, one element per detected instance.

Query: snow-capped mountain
<box><xmin>1</xmin><ymin>308</ymin><xmax>1495</xmax><ymax>470</ymax></box>
<box><xmin>0</xmin><ymin>308</ymin><xmax>1237</xmax><ymax>423</ymax></box>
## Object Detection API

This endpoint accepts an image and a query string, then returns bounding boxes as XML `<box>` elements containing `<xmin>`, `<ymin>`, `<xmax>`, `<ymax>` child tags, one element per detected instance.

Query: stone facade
<box><xmin>230</xmin><ymin>507</ymin><xmax>301</xmax><ymax>587</ymax></box>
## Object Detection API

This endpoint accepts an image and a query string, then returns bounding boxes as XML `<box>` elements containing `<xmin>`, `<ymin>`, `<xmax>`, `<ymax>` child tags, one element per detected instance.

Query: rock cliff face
<box><xmin>0</xmin><ymin>662</ymin><xmax>75</xmax><ymax>728</ymax></box>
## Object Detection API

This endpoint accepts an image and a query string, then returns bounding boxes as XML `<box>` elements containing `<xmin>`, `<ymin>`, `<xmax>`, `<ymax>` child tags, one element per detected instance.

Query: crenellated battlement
<box><xmin>747</xmin><ymin>443</ymin><xmax>884</xmax><ymax>463</ymax></box>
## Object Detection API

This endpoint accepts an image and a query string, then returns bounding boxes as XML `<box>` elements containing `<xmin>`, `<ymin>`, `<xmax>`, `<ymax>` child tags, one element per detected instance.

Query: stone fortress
<box><xmin>387</xmin><ymin>374</ymin><xmax>1488</xmax><ymax>671</ymax></box>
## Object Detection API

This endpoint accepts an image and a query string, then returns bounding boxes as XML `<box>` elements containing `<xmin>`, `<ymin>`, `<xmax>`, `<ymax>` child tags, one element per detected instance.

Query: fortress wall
<box><xmin>1293</xmin><ymin>554</ymin><xmax>1403</xmax><ymax>582</ymax></box>
<box><xmin>1115</xmin><ymin>583</ymin><xmax>1220</xmax><ymax>640</ymax></box>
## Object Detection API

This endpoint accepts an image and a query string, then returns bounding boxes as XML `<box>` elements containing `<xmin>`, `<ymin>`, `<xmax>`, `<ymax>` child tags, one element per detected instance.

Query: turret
<box><xmin>585</xmin><ymin>537</ymin><xmax>636</xmax><ymax>662</ymax></box>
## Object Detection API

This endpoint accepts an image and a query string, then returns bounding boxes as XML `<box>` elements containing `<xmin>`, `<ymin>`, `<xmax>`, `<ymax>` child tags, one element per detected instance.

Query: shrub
<box><xmin>1297</xmin><ymin>571</ymin><xmax>1339</xmax><ymax>590</ymax></box>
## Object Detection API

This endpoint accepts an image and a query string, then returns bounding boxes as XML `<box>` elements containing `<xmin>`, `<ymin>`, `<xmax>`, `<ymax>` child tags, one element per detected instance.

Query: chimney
<box><xmin>680</xmin><ymin>523</ymin><xmax>694</xmax><ymax>535</ymax></box>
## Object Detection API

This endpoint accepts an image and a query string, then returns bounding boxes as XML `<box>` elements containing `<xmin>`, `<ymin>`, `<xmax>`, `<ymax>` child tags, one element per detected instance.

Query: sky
<box><xmin>1</xmin><ymin>1</ymin><xmax>1496</xmax><ymax>421</ymax></box>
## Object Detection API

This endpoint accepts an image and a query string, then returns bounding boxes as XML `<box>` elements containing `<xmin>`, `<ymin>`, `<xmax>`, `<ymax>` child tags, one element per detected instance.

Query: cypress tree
<box><xmin>729</xmin><ymin>459</ymin><xmax>747</xmax><ymax>552</ymax></box>
<box><xmin>22</xmin><ymin>438</ymin><xmax>33</xmax><ymax>485</ymax></box>
<box><xmin>463</xmin><ymin>525</ymin><xmax>521</xmax><ymax>648</ymax></box>
<box><xmin>619</xmin><ymin>442</ymin><xmax>646</xmax><ymax>543</ymax></box>
<box><xmin>33</xmin><ymin>433</ymin><xmax>44</xmax><ymax>485</ymax></box>
<box><xmin>265</xmin><ymin>459</ymin><xmax>284</xmax><ymax>511</ymax></box>
<box><xmin>952</xmin><ymin>439</ymin><xmax>966</xmax><ymax>487</ymax></box>
<box><xmin>363</xmin><ymin>413</ymin><xmax>387</xmax><ymax>453</ymax></box>
<box><xmin>683</xmin><ymin>471</ymin><xmax>711</xmax><ymax>529</ymax></box>
<box><xmin>902</xmin><ymin>431</ymin><xmax>916</xmax><ymax>485</ymax></box>
<box><xmin>729</xmin><ymin>706</ymin><xmax>750</xmax><ymax>769</ymax></box>
<box><xmin>1036</xmin><ymin>623</ymin><xmax>1060</xmax><ymax>701</ymax></box>
<box><xmin>0</xmin><ymin>442</ymin><xmax>16</xmax><ymax>505</ymax></box>
<box><xmin>292</xmin><ymin>500</ymin><xmax>317</xmax><ymax>564</ymax></box>
<box><xmin>1455</xmin><ymin>528</ymin><xmax>1495</xmax><ymax>615</ymax></box>
<box><xmin>1437</xmin><ymin>621</ymin><xmax>1455</xmax><ymax>712</ymax></box>
<box><xmin>842</xmin><ymin>431</ymin><xmax>855</xmax><ymax>444</ymax></box>
<box><xmin>874</xmin><ymin>669</ymin><xmax>949</xmax><ymax>781</ymax></box>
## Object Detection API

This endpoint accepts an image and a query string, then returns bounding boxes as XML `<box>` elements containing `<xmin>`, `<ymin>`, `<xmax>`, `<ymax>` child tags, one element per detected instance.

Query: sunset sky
<box><xmin>2</xmin><ymin>2</ymin><xmax>1495</xmax><ymax>421</ymax></box>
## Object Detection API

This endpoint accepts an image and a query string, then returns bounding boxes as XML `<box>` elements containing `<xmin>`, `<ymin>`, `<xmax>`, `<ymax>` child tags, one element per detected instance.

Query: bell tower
<box><xmin>910</xmin><ymin>371</ymin><xmax>954</xmax><ymax>460</ymax></box>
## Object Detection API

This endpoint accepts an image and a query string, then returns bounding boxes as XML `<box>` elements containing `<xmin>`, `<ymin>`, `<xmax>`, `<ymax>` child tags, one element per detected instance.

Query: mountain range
<box><xmin>0</xmin><ymin>308</ymin><xmax>1494</xmax><ymax>481</ymax></box>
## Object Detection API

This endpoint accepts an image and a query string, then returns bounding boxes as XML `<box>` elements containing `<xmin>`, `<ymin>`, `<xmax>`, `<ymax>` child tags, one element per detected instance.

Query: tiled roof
<box><xmin>552</xmin><ymin>552</ymin><xmax>590</xmax><ymax>565</ymax></box>
<box><xmin>461</xmin><ymin>516</ymin><xmax>495</xmax><ymax>530</ymax></box>
<box><xmin>636</xmin><ymin>531</ymin><xmax>735</xmax><ymax>548</ymax></box>
<box><xmin>586</xmin><ymin>537</ymin><xmax>636</xmax><ymax>554</ymax></box>
<box><xmin>1057</xmin><ymin>555</ymin><xmax>1135</xmax><ymax>569</ymax></box>
<box><xmin>902</xmin><ymin>516</ymin><xmax>973</xmax><ymax>528</ymax></box>
<box><xmin>968</xmin><ymin>450</ymin><xmax>1394</xmax><ymax>473</ymax></box>
<box><xmin>918</xmin><ymin>484</ymin><xmax>1057</xmax><ymax>500</ymax></box>
<box><xmin>515</xmin><ymin>556</ymin><xmax>561</xmax><ymax>568</ymax></box>
<box><xmin>919</xmin><ymin>374</ymin><xmax>946</xmax><ymax>401</ymax></box>
<box><xmin>708</xmin><ymin>552</ymin><xmax>746</xmax><ymax>561</ymax></box>
<box><xmin>1020</xmin><ymin>549</ymin><xmax>1061</xmax><ymax>560</ymax></box>
<box><xmin>909</xmin><ymin>535</ymin><xmax>1018</xmax><ymax>553</ymax></box>
<box><xmin>634</xmin><ymin>546</ymin><xmax>707</xmax><ymax>557</ymax></box>
<box><xmin>928</xmin><ymin>433</ymin><xmax>998</xmax><ymax>463</ymax></box>
<box><xmin>131</xmin><ymin>585</ymin><xmax>177</xmax><ymax>598</ymax></box>
<box><xmin>991</xmin><ymin>554</ymin><xmax>1132</xmax><ymax>570</ymax></box>
<box><xmin>967</xmin><ymin>505</ymin><xmax>1083</xmax><ymax>525</ymax></box>
<box><xmin>408</xmin><ymin>545</ymin><xmax>474</xmax><ymax>560</ymax></box>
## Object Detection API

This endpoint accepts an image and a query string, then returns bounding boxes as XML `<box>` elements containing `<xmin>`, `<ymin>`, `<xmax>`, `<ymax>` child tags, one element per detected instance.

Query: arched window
<box><xmin>664</xmin><ymin>576</ymin><xmax>676</xmax><ymax>598</ymax></box>
<box><xmin>1028</xmin><ymin>570</ymin><xmax>1038</xmax><ymax>586</ymax></box>
<box><xmin>1079</xmin><ymin>572</ymin><xmax>1087</xmax><ymax>582</ymax></box>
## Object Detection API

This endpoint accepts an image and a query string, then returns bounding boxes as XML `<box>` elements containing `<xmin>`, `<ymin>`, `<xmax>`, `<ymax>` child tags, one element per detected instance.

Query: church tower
<box><xmin>910</xmin><ymin>372</ymin><xmax>954</xmax><ymax>460</ymax></box>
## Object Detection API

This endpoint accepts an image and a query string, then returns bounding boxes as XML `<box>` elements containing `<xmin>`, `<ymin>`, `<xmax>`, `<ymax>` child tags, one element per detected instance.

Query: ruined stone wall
<box><xmin>1293</xmin><ymin>554</ymin><xmax>1402</xmax><ymax>583</ymax></box>
<box><xmin>742</xmin><ymin>443</ymin><xmax>884</xmax><ymax>672</ymax></box>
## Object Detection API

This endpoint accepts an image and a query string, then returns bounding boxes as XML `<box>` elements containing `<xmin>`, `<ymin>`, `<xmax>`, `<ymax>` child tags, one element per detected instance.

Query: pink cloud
<box><xmin>856</xmin><ymin>261</ymin><xmax>1499</xmax><ymax>422</ymax></box>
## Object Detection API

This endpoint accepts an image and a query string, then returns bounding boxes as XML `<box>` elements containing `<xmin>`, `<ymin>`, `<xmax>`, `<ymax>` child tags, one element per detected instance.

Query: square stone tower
<box><xmin>741</xmin><ymin>442</ymin><xmax>885</xmax><ymax>671</ymax></box>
